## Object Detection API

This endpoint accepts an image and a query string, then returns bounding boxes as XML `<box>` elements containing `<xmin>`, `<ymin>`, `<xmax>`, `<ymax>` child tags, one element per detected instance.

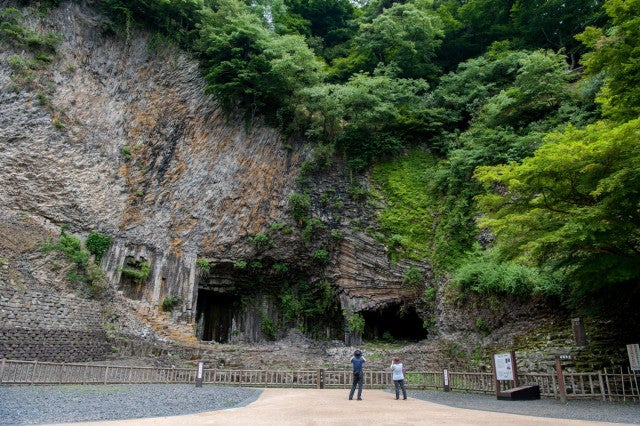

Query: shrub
<box><xmin>347</xmin><ymin>313</ymin><xmax>365</xmax><ymax>334</ymax></box>
<box><xmin>197</xmin><ymin>257</ymin><xmax>211</xmax><ymax>272</ymax></box>
<box><xmin>314</xmin><ymin>249</ymin><xmax>329</xmax><ymax>263</ymax></box>
<box><xmin>86</xmin><ymin>231</ymin><xmax>111</xmax><ymax>261</ymax></box>
<box><xmin>453</xmin><ymin>251</ymin><xmax>561</xmax><ymax>299</ymax></box>
<box><xmin>273</xmin><ymin>262</ymin><xmax>289</xmax><ymax>273</ymax></box>
<box><xmin>250</xmin><ymin>233</ymin><xmax>271</xmax><ymax>250</ymax></box>
<box><xmin>288</xmin><ymin>192</ymin><xmax>311</xmax><ymax>224</ymax></box>
<box><xmin>423</xmin><ymin>287</ymin><xmax>436</xmax><ymax>302</ymax></box>
<box><xmin>161</xmin><ymin>295</ymin><xmax>182</xmax><ymax>312</ymax></box>
<box><xmin>347</xmin><ymin>183</ymin><xmax>369</xmax><ymax>202</ymax></box>
<box><xmin>121</xmin><ymin>261</ymin><xmax>150</xmax><ymax>282</ymax></box>
<box><xmin>403</xmin><ymin>267</ymin><xmax>423</xmax><ymax>288</ymax></box>
<box><xmin>269</xmin><ymin>222</ymin><xmax>285</xmax><ymax>232</ymax></box>
<box><xmin>261</xmin><ymin>316</ymin><xmax>277</xmax><ymax>340</ymax></box>
<box><xmin>120</xmin><ymin>146</ymin><xmax>132</xmax><ymax>161</ymax></box>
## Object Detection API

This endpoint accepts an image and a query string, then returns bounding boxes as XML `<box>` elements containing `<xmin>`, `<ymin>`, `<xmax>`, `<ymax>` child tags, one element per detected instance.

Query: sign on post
<box><xmin>627</xmin><ymin>344</ymin><xmax>640</xmax><ymax>371</ymax></box>
<box><xmin>196</xmin><ymin>361</ymin><xmax>204</xmax><ymax>388</ymax></box>
<box><xmin>443</xmin><ymin>368</ymin><xmax>450</xmax><ymax>392</ymax></box>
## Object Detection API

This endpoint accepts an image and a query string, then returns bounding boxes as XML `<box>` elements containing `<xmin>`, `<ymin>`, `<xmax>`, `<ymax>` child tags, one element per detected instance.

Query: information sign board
<box><xmin>494</xmin><ymin>353</ymin><xmax>515</xmax><ymax>381</ymax></box>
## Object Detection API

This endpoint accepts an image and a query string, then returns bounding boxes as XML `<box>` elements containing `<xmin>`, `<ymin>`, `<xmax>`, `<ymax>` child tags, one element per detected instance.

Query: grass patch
<box><xmin>371</xmin><ymin>149</ymin><xmax>437</xmax><ymax>261</ymax></box>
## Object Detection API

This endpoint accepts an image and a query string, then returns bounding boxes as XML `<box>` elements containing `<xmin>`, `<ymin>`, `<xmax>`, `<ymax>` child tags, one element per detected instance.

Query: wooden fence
<box><xmin>1</xmin><ymin>359</ymin><xmax>638</xmax><ymax>402</ymax></box>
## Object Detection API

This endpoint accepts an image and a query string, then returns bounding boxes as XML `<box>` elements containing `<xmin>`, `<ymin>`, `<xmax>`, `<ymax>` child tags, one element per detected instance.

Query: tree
<box><xmin>102</xmin><ymin>0</ymin><xmax>204</xmax><ymax>45</ymax></box>
<box><xmin>332</xmin><ymin>1</ymin><xmax>444</xmax><ymax>80</ymax></box>
<box><xmin>474</xmin><ymin>119</ymin><xmax>640</xmax><ymax>298</ymax></box>
<box><xmin>435</xmin><ymin>0</ymin><xmax>515</xmax><ymax>68</ymax></box>
<box><xmin>476</xmin><ymin>49</ymin><xmax>571</xmax><ymax>129</ymax></box>
<box><xmin>198</xmin><ymin>12</ymin><xmax>324</xmax><ymax>125</ymax></box>
<box><xmin>576</xmin><ymin>0</ymin><xmax>640</xmax><ymax>122</ymax></box>
<box><xmin>199</xmin><ymin>13</ymin><xmax>270</xmax><ymax>118</ymax></box>
<box><xmin>296</xmin><ymin>73</ymin><xmax>445</xmax><ymax>169</ymax></box>
<box><xmin>280</xmin><ymin>0</ymin><xmax>357</xmax><ymax>49</ymax></box>
<box><xmin>510</xmin><ymin>0</ymin><xmax>605</xmax><ymax>69</ymax></box>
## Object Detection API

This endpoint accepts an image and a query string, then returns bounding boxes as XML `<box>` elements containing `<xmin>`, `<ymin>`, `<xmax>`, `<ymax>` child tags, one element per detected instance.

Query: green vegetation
<box><xmin>85</xmin><ymin>231</ymin><xmax>111</xmax><ymax>261</ymax></box>
<box><xmin>452</xmin><ymin>250</ymin><xmax>562</xmax><ymax>299</ymax></box>
<box><xmin>288</xmin><ymin>192</ymin><xmax>311</xmax><ymax>224</ymax></box>
<box><xmin>272</xmin><ymin>262</ymin><xmax>288</xmax><ymax>273</ymax></box>
<box><xmin>42</xmin><ymin>229</ymin><xmax>105</xmax><ymax>297</ymax></box>
<box><xmin>120</xmin><ymin>146</ymin><xmax>132</xmax><ymax>161</ymax></box>
<box><xmin>347</xmin><ymin>312</ymin><xmax>365</xmax><ymax>334</ymax></box>
<box><xmin>261</xmin><ymin>315</ymin><xmax>277</xmax><ymax>340</ymax></box>
<box><xmin>161</xmin><ymin>295</ymin><xmax>182</xmax><ymax>312</ymax></box>
<box><xmin>1</xmin><ymin>7</ymin><xmax>62</xmax><ymax>94</ymax></box>
<box><xmin>313</xmin><ymin>249</ymin><xmax>329</xmax><ymax>263</ymax></box>
<box><xmin>0</xmin><ymin>8</ymin><xmax>62</xmax><ymax>54</ymax></box>
<box><xmin>250</xmin><ymin>233</ymin><xmax>272</xmax><ymax>250</ymax></box>
<box><xmin>121</xmin><ymin>261</ymin><xmax>150</xmax><ymax>282</ymax></box>
<box><xmin>372</xmin><ymin>150</ymin><xmax>437</xmax><ymax>261</ymax></box>
<box><xmin>233</xmin><ymin>260</ymin><xmax>247</xmax><ymax>269</ymax></box>
<box><xmin>402</xmin><ymin>267</ymin><xmax>424</xmax><ymax>290</ymax></box>
<box><xmin>197</xmin><ymin>257</ymin><xmax>211</xmax><ymax>272</ymax></box>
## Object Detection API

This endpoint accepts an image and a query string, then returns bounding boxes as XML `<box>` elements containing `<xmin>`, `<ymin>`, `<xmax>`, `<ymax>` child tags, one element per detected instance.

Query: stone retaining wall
<box><xmin>0</xmin><ymin>286</ymin><xmax>111</xmax><ymax>362</ymax></box>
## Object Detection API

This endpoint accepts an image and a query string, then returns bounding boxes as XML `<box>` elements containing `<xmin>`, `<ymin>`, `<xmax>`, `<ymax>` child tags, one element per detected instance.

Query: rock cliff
<box><xmin>0</xmin><ymin>0</ymin><xmax>434</xmax><ymax>356</ymax></box>
<box><xmin>2</xmin><ymin>1</ymin><xmax>628</xmax><ymax>372</ymax></box>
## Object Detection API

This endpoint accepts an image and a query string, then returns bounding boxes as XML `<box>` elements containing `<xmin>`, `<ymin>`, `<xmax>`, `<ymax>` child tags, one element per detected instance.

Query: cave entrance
<box><xmin>195</xmin><ymin>290</ymin><xmax>240</xmax><ymax>343</ymax></box>
<box><xmin>362</xmin><ymin>304</ymin><xmax>427</xmax><ymax>341</ymax></box>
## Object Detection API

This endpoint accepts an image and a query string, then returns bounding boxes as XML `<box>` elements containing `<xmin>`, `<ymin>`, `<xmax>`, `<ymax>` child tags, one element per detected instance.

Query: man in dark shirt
<box><xmin>349</xmin><ymin>349</ymin><xmax>366</xmax><ymax>400</ymax></box>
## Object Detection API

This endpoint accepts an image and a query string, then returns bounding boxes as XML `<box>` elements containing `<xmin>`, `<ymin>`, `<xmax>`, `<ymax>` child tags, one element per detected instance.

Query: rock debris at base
<box><xmin>0</xmin><ymin>385</ymin><xmax>638</xmax><ymax>425</ymax></box>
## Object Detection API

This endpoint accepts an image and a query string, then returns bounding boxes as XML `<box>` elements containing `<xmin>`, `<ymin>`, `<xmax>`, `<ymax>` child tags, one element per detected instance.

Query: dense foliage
<box><xmin>29</xmin><ymin>0</ymin><xmax>638</xmax><ymax>312</ymax></box>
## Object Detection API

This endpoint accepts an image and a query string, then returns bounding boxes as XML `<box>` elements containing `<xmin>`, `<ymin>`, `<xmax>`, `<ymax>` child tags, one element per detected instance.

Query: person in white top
<box><xmin>390</xmin><ymin>357</ymin><xmax>407</xmax><ymax>400</ymax></box>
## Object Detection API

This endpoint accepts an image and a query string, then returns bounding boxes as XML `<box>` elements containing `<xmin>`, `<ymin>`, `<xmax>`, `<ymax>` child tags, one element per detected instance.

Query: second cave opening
<box><xmin>361</xmin><ymin>304</ymin><xmax>428</xmax><ymax>341</ymax></box>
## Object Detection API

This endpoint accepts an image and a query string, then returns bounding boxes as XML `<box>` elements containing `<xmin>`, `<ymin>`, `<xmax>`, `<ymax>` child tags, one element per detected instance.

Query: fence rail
<box><xmin>1</xmin><ymin>359</ymin><xmax>637</xmax><ymax>402</ymax></box>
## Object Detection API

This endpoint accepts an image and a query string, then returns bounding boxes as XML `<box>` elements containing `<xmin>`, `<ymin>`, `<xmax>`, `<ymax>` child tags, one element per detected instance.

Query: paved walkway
<box><xmin>58</xmin><ymin>389</ymin><xmax>635</xmax><ymax>426</ymax></box>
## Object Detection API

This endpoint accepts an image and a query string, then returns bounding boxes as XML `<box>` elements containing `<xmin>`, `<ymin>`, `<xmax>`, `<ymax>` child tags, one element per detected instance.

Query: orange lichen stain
<box><xmin>161</xmin><ymin>158</ymin><xmax>186</xmax><ymax>186</ymax></box>
<box><xmin>202</xmin><ymin>234</ymin><xmax>218</xmax><ymax>251</ymax></box>
<box><xmin>170</xmin><ymin>237</ymin><xmax>184</xmax><ymax>248</ymax></box>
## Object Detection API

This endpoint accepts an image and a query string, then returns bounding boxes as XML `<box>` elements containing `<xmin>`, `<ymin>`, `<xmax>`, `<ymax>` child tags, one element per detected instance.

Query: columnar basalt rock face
<box><xmin>0</xmin><ymin>1</ymin><xmax>433</xmax><ymax>356</ymax></box>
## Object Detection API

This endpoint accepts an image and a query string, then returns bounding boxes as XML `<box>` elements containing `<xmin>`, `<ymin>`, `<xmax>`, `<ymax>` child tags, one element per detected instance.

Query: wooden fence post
<box><xmin>30</xmin><ymin>360</ymin><xmax>38</xmax><ymax>385</ymax></box>
<box><xmin>511</xmin><ymin>351</ymin><xmax>519</xmax><ymax>388</ymax></box>
<box><xmin>555</xmin><ymin>356</ymin><xmax>567</xmax><ymax>403</ymax></box>
<box><xmin>604</xmin><ymin>367</ymin><xmax>612</xmax><ymax>401</ymax></box>
<box><xmin>491</xmin><ymin>355</ymin><xmax>500</xmax><ymax>397</ymax></box>
<box><xmin>0</xmin><ymin>358</ymin><xmax>5</xmax><ymax>385</ymax></box>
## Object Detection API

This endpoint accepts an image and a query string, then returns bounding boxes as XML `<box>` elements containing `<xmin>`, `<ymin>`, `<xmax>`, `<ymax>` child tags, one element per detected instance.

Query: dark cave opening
<box><xmin>195</xmin><ymin>290</ymin><xmax>240</xmax><ymax>343</ymax></box>
<box><xmin>362</xmin><ymin>304</ymin><xmax>428</xmax><ymax>342</ymax></box>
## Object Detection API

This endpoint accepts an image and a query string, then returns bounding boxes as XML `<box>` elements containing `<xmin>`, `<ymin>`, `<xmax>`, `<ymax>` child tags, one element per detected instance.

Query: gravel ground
<box><xmin>405</xmin><ymin>389</ymin><xmax>640</xmax><ymax>424</ymax></box>
<box><xmin>1</xmin><ymin>385</ymin><xmax>638</xmax><ymax>425</ymax></box>
<box><xmin>0</xmin><ymin>385</ymin><xmax>261</xmax><ymax>425</ymax></box>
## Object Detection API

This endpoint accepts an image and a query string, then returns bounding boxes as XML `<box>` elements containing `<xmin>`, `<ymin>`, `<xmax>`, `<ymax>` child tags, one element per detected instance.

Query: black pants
<box><xmin>349</xmin><ymin>373</ymin><xmax>363</xmax><ymax>399</ymax></box>
<box><xmin>394</xmin><ymin>379</ymin><xmax>407</xmax><ymax>399</ymax></box>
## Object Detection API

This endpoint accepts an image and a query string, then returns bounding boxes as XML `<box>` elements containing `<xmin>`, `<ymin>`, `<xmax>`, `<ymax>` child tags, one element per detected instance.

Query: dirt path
<box><xmin>57</xmin><ymin>389</ymin><xmax>632</xmax><ymax>426</ymax></box>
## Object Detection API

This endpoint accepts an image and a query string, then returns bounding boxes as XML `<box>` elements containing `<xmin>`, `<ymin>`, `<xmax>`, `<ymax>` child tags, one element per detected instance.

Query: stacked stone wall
<box><xmin>0</xmin><ymin>286</ymin><xmax>111</xmax><ymax>362</ymax></box>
